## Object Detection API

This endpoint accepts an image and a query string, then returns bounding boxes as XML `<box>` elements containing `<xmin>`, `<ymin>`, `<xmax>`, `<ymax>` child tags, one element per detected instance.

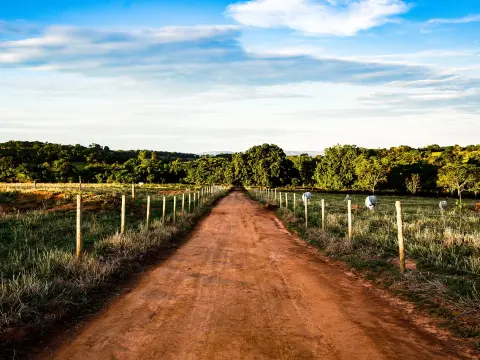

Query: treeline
<box><xmin>2</xmin><ymin>141</ymin><xmax>480</xmax><ymax>199</ymax></box>
<box><xmin>0</xmin><ymin>141</ymin><xmax>198</xmax><ymax>184</ymax></box>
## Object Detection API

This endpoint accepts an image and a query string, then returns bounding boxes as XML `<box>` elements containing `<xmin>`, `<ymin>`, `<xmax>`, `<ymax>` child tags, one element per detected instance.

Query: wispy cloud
<box><xmin>0</xmin><ymin>22</ymin><xmax>445</xmax><ymax>89</ymax></box>
<box><xmin>426</xmin><ymin>14</ymin><xmax>480</xmax><ymax>26</ymax></box>
<box><xmin>226</xmin><ymin>0</ymin><xmax>410</xmax><ymax>36</ymax></box>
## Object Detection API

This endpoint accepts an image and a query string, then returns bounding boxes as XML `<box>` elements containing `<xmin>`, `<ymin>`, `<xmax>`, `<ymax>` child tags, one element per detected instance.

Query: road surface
<box><xmin>44</xmin><ymin>191</ymin><xmax>466</xmax><ymax>360</ymax></box>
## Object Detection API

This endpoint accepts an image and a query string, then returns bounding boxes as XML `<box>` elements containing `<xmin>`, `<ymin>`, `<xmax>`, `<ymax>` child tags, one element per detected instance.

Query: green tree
<box><xmin>289</xmin><ymin>154</ymin><xmax>316</xmax><ymax>186</ymax></box>
<box><xmin>354</xmin><ymin>156</ymin><xmax>389</xmax><ymax>194</ymax></box>
<box><xmin>314</xmin><ymin>145</ymin><xmax>362</xmax><ymax>190</ymax></box>
<box><xmin>437</xmin><ymin>163</ymin><xmax>477</xmax><ymax>202</ymax></box>
<box><xmin>0</xmin><ymin>157</ymin><xmax>16</xmax><ymax>182</ymax></box>
<box><xmin>244</xmin><ymin>144</ymin><xmax>289</xmax><ymax>187</ymax></box>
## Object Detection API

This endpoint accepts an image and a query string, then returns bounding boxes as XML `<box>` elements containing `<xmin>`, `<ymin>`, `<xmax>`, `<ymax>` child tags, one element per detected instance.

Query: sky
<box><xmin>1</xmin><ymin>0</ymin><xmax>479</xmax><ymax>153</ymax></box>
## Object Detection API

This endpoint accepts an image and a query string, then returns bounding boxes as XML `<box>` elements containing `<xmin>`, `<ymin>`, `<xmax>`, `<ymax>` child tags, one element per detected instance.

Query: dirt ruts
<box><xmin>40</xmin><ymin>191</ymin><xmax>470</xmax><ymax>359</ymax></box>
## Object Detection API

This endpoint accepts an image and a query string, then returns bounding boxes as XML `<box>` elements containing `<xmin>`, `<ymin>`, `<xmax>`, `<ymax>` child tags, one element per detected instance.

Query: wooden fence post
<box><xmin>79</xmin><ymin>176</ymin><xmax>82</xmax><ymax>191</ymax></box>
<box><xmin>293</xmin><ymin>193</ymin><xmax>296</xmax><ymax>217</ymax></box>
<box><xmin>162</xmin><ymin>196</ymin><xmax>166</xmax><ymax>223</ymax></box>
<box><xmin>182</xmin><ymin>193</ymin><xmax>185</xmax><ymax>215</ymax></box>
<box><xmin>34</xmin><ymin>180</ymin><xmax>37</xmax><ymax>192</ymax></box>
<box><xmin>304</xmin><ymin>199</ymin><xmax>308</xmax><ymax>228</ymax></box>
<box><xmin>76</xmin><ymin>195</ymin><xmax>82</xmax><ymax>259</ymax></box>
<box><xmin>198</xmin><ymin>191</ymin><xmax>200</xmax><ymax>207</ymax></box>
<box><xmin>279</xmin><ymin>192</ymin><xmax>282</xmax><ymax>208</ymax></box>
<box><xmin>348</xmin><ymin>200</ymin><xmax>352</xmax><ymax>241</ymax></box>
<box><xmin>189</xmin><ymin>192</ymin><xmax>191</xmax><ymax>212</ymax></box>
<box><xmin>146</xmin><ymin>195</ymin><xmax>151</xmax><ymax>230</ymax></box>
<box><xmin>193</xmin><ymin>192</ymin><xmax>196</xmax><ymax>210</ymax></box>
<box><xmin>321</xmin><ymin>199</ymin><xmax>325</xmax><ymax>232</ymax></box>
<box><xmin>396</xmin><ymin>201</ymin><xmax>405</xmax><ymax>273</ymax></box>
<box><xmin>173</xmin><ymin>196</ymin><xmax>176</xmax><ymax>223</ymax></box>
<box><xmin>121</xmin><ymin>195</ymin><xmax>126</xmax><ymax>235</ymax></box>
<box><xmin>131</xmin><ymin>184</ymin><xmax>135</xmax><ymax>199</ymax></box>
<box><xmin>274</xmin><ymin>188</ymin><xmax>277</xmax><ymax>204</ymax></box>
<box><xmin>285</xmin><ymin>193</ymin><xmax>288</xmax><ymax>212</ymax></box>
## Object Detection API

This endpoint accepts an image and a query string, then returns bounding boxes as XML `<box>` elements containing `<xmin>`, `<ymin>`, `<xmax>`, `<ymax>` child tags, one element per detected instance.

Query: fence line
<box><xmin>249</xmin><ymin>189</ymin><xmax>479</xmax><ymax>265</ymax></box>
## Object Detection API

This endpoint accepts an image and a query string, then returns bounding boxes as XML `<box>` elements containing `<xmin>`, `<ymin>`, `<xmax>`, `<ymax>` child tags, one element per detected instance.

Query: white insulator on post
<box><xmin>439</xmin><ymin>201</ymin><xmax>448</xmax><ymax>211</ymax></box>
<box><xmin>365</xmin><ymin>196</ymin><xmax>377</xmax><ymax>211</ymax></box>
<box><xmin>302</xmin><ymin>192</ymin><xmax>311</xmax><ymax>203</ymax></box>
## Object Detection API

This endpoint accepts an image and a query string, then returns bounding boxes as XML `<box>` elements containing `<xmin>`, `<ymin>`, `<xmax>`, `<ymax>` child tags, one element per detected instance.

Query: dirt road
<box><xmin>45</xmin><ymin>191</ymin><xmax>466</xmax><ymax>360</ymax></box>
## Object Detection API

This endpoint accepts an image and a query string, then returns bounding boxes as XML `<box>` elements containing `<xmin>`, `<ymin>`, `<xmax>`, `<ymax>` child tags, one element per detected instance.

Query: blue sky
<box><xmin>1</xmin><ymin>0</ymin><xmax>479</xmax><ymax>152</ymax></box>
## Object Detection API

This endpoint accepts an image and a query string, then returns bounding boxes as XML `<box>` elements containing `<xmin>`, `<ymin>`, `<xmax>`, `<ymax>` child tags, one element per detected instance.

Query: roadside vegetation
<box><xmin>250</xmin><ymin>190</ymin><xmax>480</xmax><ymax>342</ymax></box>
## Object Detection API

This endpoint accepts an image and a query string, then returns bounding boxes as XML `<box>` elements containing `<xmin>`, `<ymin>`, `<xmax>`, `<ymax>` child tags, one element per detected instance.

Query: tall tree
<box><xmin>314</xmin><ymin>145</ymin><xmax>362</xmax><ymax>190</ymax></box>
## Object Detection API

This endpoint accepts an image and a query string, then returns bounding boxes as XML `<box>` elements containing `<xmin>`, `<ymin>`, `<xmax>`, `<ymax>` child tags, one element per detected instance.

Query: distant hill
<box><xmin>198</xmin><ymin>151</ymin><xmax>234</xmax><ymax>156</ymax></box>
<box><xmin>285</xmin><ymin>151</ymin><xmax>323</xmax><ymax>157</ymax></box>
<box><xmin>198</xmin><ymin>150</ymin><xmax>322</xmax><ymax>157</ymax></box>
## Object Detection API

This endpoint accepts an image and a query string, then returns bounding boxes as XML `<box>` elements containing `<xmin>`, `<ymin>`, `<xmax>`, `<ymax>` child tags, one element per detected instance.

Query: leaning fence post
<box><xmin>348</xmin><ymin>199</ymin><xmax>353</xmax><ymax>241</ymax></box>
<box><xmin>162</xmin><ymin>196</ymin><xmax>166</xmax><ymax>223</ymax></box>
<box><xmin>321</xmin><ymin>199</ymin><xmax>325</xmax><ymax>232</ymax></box>
<box><xmin>76</xmin><ymin>194</ymin><xmax>82</xmax><ymax>259</ymax></box>
<box><xmin>121</xmin><ymin>195</ymin><xmax>126</xmax><ymax>235</ymax></box>
<box><xmin>146</xmin><ymin>195</ymin><xmax>151</xmax><ymax>229</ymax></box>
<box><xmin>396</xmin><ymin>201</ymin><xmax>405</xmax><ymax>273</ymax></box>
<box><xmin>173</xmin><ymin>196</ymin><xmax>176</xmax><ymax>223</ymax></box>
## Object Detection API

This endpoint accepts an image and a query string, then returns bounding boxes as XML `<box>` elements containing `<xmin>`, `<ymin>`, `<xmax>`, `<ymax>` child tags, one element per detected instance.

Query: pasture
<box><xmin>251</xmin><ymin>189</ymin><xmax>480</xmax><ymax>337</ymax></box>
<box><xmin>0</xmin><ymin>183</ymin><xmax>225</xmax><ymax>340</ymax></box>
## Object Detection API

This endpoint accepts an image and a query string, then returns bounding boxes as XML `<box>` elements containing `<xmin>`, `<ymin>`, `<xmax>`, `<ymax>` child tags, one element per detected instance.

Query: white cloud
<box><xmin>2</xmin><ymin>72</ymin><xmax>479</xmax><ymax>152</ymax></box>
<box><xmin>426</xmin><ymin>14</ymin><xmax>480</xmax><ymax>26</ymax></box>
<box><xmin>1</xmin><ymin>19</ymin><xmax>480</xmax><ymax>151</ymax></box>
<box><xmin>226</xmin><ymin>0</ymin><xmax>410</xmax><ymax>36</ymax></box>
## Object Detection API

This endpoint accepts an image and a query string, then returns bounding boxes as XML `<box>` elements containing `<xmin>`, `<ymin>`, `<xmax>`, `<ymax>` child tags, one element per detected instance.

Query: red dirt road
<box><xmin>45</xmin><ymin>191</ymin><xmax>467</xmax><ymax>360</ymax></box>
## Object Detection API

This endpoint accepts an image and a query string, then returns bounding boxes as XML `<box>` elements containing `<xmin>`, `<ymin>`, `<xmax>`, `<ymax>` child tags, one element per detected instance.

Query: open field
<box><xmin>0</xmin><ymin>184</ymin><xmax>226</xmax><ymax>357</ymax></box>
<box><xmin>250</xmin><ymin>189</ymin><xmax>480</xmax><ymax>339</ymax></box>
<box><xmin>0</xmin><ymin>182</ymin><xmax>196</xmax><ymax>197</ymax></box>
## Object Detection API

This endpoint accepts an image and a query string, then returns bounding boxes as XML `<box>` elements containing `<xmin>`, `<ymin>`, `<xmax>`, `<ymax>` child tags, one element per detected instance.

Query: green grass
<box><xmin>250</xmin><ymin>189</ymin><xmax>480</xmax><ymax>339</ymax></box>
